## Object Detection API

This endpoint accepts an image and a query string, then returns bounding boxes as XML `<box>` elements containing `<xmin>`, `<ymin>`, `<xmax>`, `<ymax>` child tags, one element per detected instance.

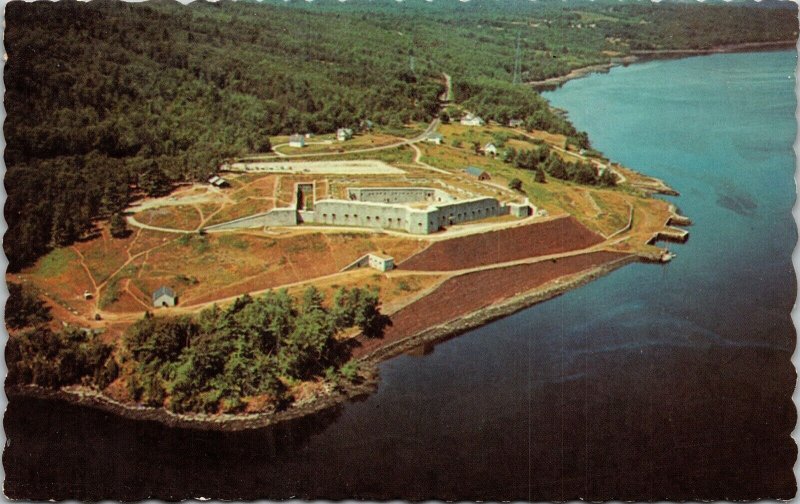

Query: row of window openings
<box><xmin>322</xmin><ymin>213</ymin><xmax>402</xmax><ymax>225</ymax></box>
<box><xmin>321</xmin><ymin>207</ymin><xmax>495</xmax><ymax>225</ymax></box>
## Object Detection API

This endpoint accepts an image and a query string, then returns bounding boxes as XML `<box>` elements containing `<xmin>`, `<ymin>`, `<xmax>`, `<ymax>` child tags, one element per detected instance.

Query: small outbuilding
<box><xmin>484</xmin><ymin>143</ymin><xmax>498</xmax><ymax>156</ymax></box>
<box><xmin>341</xmin><ymin>252</ymin><xmax>395</xmax><ymax>273</ymax></box>
<box><xmin>460</xmin><ymin>113</ymin><xmax>485</xmax><ymax>126</ymax></box>
<box><xmin>426</xmin><ymin>132</ymin><xmax>444</xmax><ymax>145</ymax></box>
<box><xmin>289</xmin><ymin>134</ymin><xmax>306</xmax><ymax>148</ymax></box>
<box><xmin>368</xmin><ymin>253</ymin><xmax>395</xmax><ymax>272</ymax></box>
<box><xmin>336</xmin><ymin>128</ymin><xmax>354</xmax><ymax>141</ymax></box>
<box><xmin>209</xmin><ymin>175</ymin><xmax>229</xmax><ymax>187</ymax></box>
<box><xmin>152</xmin><ymin>286</ymin><xmax>177</xmax><ymax>308</ymax></box>
<box><xmin>465</xmin><ymin>166</ymin><xmax>491</xmax><ymax>181</ymax></box>
<box><xmin>508</xmin><ymin>119</ymin><xmax>524</xmax><ymax>128</ymax></box>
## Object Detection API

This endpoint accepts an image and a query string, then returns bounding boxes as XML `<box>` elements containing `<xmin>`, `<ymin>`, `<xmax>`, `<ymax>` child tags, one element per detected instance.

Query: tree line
<box><xmin>6</xmin><ymin>284</ymin><xmax>391</xmax><ymax>415</ymax></box>
<box><xmin>503</xmin><ymin>145</ymin><xmax>617</xmax><ymax>187</ymax></box>
<box><xmin>123</xmin><ymin>286</ymin><xmax>389</xmax><ymax>414</ymax></box>
<box><xmin>4</xmin><ymin>0</ymin><xmax>795</xmax><ymax>271</ymax></box>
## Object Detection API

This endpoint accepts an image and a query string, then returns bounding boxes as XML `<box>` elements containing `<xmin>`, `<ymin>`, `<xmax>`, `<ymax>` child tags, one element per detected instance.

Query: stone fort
<box><xmin>206</xmin><ymin>184</ymin><xmax>533</xmax><ymax>234</ymax></box>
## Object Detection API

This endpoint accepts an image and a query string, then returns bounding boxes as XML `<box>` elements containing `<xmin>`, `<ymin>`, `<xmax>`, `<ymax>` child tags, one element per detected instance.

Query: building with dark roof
<box><xmin>464</xmin><ymin>166</ymin><xmax>490</xmax><ymax>180</ymax></box>
<box><xmin>152</xmin><ymin>286</ymin><xmax>177</xmax><ymax>307</ymax></box>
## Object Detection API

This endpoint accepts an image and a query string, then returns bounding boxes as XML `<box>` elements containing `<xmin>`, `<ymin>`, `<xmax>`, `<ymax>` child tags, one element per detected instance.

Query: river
<box><xmin>4</xmin><ymin>49</ymin><xmax>797</xmax><ymax>500</ymax></box>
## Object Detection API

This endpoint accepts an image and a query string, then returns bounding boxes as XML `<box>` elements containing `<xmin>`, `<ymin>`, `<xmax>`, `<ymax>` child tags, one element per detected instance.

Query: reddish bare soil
<box><xmin>399</xmin><ymin>216</ymin><xmax>604</xmax><ymax>271</ymax></box>
<box><xmin>354</xmin><ymin>251</ymin><xmax>628</xmax><ymax>357</ymax></box>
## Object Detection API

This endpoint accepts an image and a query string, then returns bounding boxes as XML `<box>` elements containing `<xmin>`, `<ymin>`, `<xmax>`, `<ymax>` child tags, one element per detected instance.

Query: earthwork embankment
<box><xmin>355</xmin><ymin>250</ymin><xmax>629</xmax><ymax>357</ymax></box>
<box><xmin>399</xmin><ymin>216</ymin><xmax>604</xmax><ymax>271</ymax></box>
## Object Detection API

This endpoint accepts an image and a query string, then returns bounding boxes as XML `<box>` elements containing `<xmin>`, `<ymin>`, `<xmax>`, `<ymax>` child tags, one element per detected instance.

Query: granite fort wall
<box><xmin>347</xmin><ymin>187</ymin><xmax>455</xmax><ymax>205</ymax></box>
<box><xmin>313</xmin><ymin>197</ymin><xmax>505</xmax><ymax>234</ymax></box>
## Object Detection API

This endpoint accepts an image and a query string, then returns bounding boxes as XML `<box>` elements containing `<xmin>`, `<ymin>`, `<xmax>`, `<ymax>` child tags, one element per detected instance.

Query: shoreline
<box><xmin>6</xmin><ymin>36</ymin><xmax>732</xmax><ymax>433</ymax></box>
<box><xmin>529</xmin><ymin>39</ymin><xmax>795</xmax><ymax>89</ymax></box>
<box><xmin>7</xmin><ymin>254</ymin><xmax>641</xmax><ymax>432</ymax></box>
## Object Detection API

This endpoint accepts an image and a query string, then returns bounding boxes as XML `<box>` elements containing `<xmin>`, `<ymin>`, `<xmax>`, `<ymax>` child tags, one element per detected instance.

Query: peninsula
<box><xmin>4</xmin><ymin>0</ymin><xmax>795</xmax><ymax>429</ymax></box>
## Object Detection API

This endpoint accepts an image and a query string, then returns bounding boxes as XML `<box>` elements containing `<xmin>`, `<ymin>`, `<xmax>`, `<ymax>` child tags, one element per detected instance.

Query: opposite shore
<box><xmin>528</xmin><ymin>39</ymin><xmax>796</xmax><ymax>89</ymax></box>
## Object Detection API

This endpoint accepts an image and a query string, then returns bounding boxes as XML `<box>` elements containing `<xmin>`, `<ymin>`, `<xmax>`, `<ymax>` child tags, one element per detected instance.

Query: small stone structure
<box><xmin>342</xmin><ymin>252</ymin><xmax>395</xmax><ymax>272</ymax></box>
<box><xmin>368</xmin><ymin>253</ymin><xmax>394</xmax><ymax>271</ymax></box>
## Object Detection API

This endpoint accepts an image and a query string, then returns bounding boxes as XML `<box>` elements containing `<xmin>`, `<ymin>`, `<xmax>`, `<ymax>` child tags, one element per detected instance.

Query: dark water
<box><xmin>4</xmin><ymin>50</ymin><xmax>797</xmax><ymax>500</ymax></box>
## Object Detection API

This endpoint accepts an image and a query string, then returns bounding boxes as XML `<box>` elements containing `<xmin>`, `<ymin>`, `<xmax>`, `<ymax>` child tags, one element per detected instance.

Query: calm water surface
<box><xmin>4</xmin><ymin>50</ymin><xmax>797</xmax><ymax>500</ymax></box>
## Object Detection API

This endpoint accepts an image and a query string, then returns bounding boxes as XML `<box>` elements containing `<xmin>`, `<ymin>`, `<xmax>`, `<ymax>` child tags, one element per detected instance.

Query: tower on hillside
<box><xmin>512</xmin><ymin>32</ymin><xmax>522</xmax><ymax>85</ymax></box>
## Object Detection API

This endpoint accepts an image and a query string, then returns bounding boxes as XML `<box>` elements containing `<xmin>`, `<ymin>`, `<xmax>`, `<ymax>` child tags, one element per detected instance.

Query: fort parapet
<box><xmin>347</xmin><ymin>187</ymin><xmax>455</xmax><ymax>205</ymax></box>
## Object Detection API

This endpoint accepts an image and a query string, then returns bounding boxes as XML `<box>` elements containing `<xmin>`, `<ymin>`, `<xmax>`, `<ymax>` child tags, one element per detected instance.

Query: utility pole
<box><xmin>512</xmin><ymin>31</ymin><xmax>522</xmax><ymax>85</ymax></box>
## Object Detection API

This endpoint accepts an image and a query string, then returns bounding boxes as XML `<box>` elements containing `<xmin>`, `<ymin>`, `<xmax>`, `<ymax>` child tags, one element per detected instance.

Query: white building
<box><xmin>289</xmin><ymin>134</ymin><xmax>306</xmax><ymax>148</ymax></box>
<box><xmin>152</xmin><ymin>286</ymin><xmax>177</xmax><ymax>307</ymax></box>
<box><xmin>336</xmin><ymin>128</ymin><xmax>353</xmax><ymax>141</ymax></box>
<box><xmin>484</xmin><ymin>143</ymin><xmax>498</xmax><ymax>156</ymax></box>
<box><xmin>460</xmin><ymin>113</ymin><xmax>485</xmax><ymax>126</ymax></box>
<box><xmin>208</xmin><ymin>175</ymin><xmax>228</xmax><ymax>187</ymax></box>
<box><xmin>507</xmin><ymin>199</ymin><xmax>534</xmax><ymax>218</ymax></box>
<box><xmin>508</xmin><ymin>119</ymin><xmax>524</xmax><ymax>128</ymax></box>
<box><xmin>368</xmin><ymin>253</ymin><xmax>395</xmax><ymax>272</ymax></box>
<box><xmin>426</xmin><ymin>132</ymin><xmax>444</xmax><ymax>145</ymax></box>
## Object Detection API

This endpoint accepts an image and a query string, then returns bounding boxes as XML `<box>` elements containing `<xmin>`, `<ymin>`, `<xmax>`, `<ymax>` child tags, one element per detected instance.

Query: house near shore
<box><xmin>484</xmin><ymin>143</ymin><xmax>498</xmax><ymax>157</ymax></box>
<box><xmin>460</xmin><ymin>113</ymin><xmax>485</xmax><ymax>126</ymax></box>
<box><xmin>465</xmin><ymin>166</ymin><xmax>491</xmax><ymax>180</ymax></box>
<box><xmin>289</xmin><ymin>134</ymin><xmax>306</xmax><ymax>148</ymax></box>
<box><xmin>152</xmin><ymin>286</ymin><xmax>177</xmax><ymax>308</ymax></box>
<box><xmin>509</xmin><ymin>118</ymin><xmax>524</xmax><ymax>128</ymax></box>
<box><xmin>336</xmin><ymin>128</ymin><xmax>353</xmax><ymax>141</ymax></box>
<box><xmin>426</xmin><ymin>132</ymin><xmax>444</xmax><ymax>145</ymax></box>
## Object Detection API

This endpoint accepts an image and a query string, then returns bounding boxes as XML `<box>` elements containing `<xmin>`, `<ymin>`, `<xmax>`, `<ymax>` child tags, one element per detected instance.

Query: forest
<box><xmin>6</xmin><ymin>285</ymin><xmax>389</xmax><ymax>414</ymax></box>
<box><xmin>4</xmin><ymin>0</ymin><xmax>797</xmax><ymax>270</ymax></box>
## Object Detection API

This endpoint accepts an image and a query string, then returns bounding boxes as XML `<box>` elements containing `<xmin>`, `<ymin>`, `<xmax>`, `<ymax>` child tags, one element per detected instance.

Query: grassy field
<box><xmin>273</xmin><ymin>133</ymin><xmax>402</xmax><ymax>155</ymax></box>
<box><xmin>137</xmin><ymin>205</ymin><xmax>203</xmax><ymax>231</ymax></box>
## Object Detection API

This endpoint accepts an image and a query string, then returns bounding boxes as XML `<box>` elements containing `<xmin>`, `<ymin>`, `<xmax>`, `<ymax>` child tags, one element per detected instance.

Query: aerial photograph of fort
<box><xmin>2</xmin><ymin>0</ymin><xmax>797</xmax><ymax>500</ymax></box>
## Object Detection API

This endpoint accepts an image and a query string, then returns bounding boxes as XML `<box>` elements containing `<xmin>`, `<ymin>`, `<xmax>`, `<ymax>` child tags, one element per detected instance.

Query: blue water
<box><xmin>4</xmin><ymin>50</ymin><xmax>797</xmax><ymax>500</ymax></box>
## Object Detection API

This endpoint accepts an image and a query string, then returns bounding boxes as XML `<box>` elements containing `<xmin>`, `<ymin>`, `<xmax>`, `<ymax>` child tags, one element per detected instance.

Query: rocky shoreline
<box><xmin>529</xmin><ymin>39</ymin><xmax>795</xmax><ymax>89</ymax></box>
<box><xmin>8</xmin><ymin>254</ymin><xmax>640</xmax><ymax>431</ymax></box>
<box><xmin>528</xmin><ymin>57</ymin><xmax>638</xmax><ymax>89</ymax></box>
